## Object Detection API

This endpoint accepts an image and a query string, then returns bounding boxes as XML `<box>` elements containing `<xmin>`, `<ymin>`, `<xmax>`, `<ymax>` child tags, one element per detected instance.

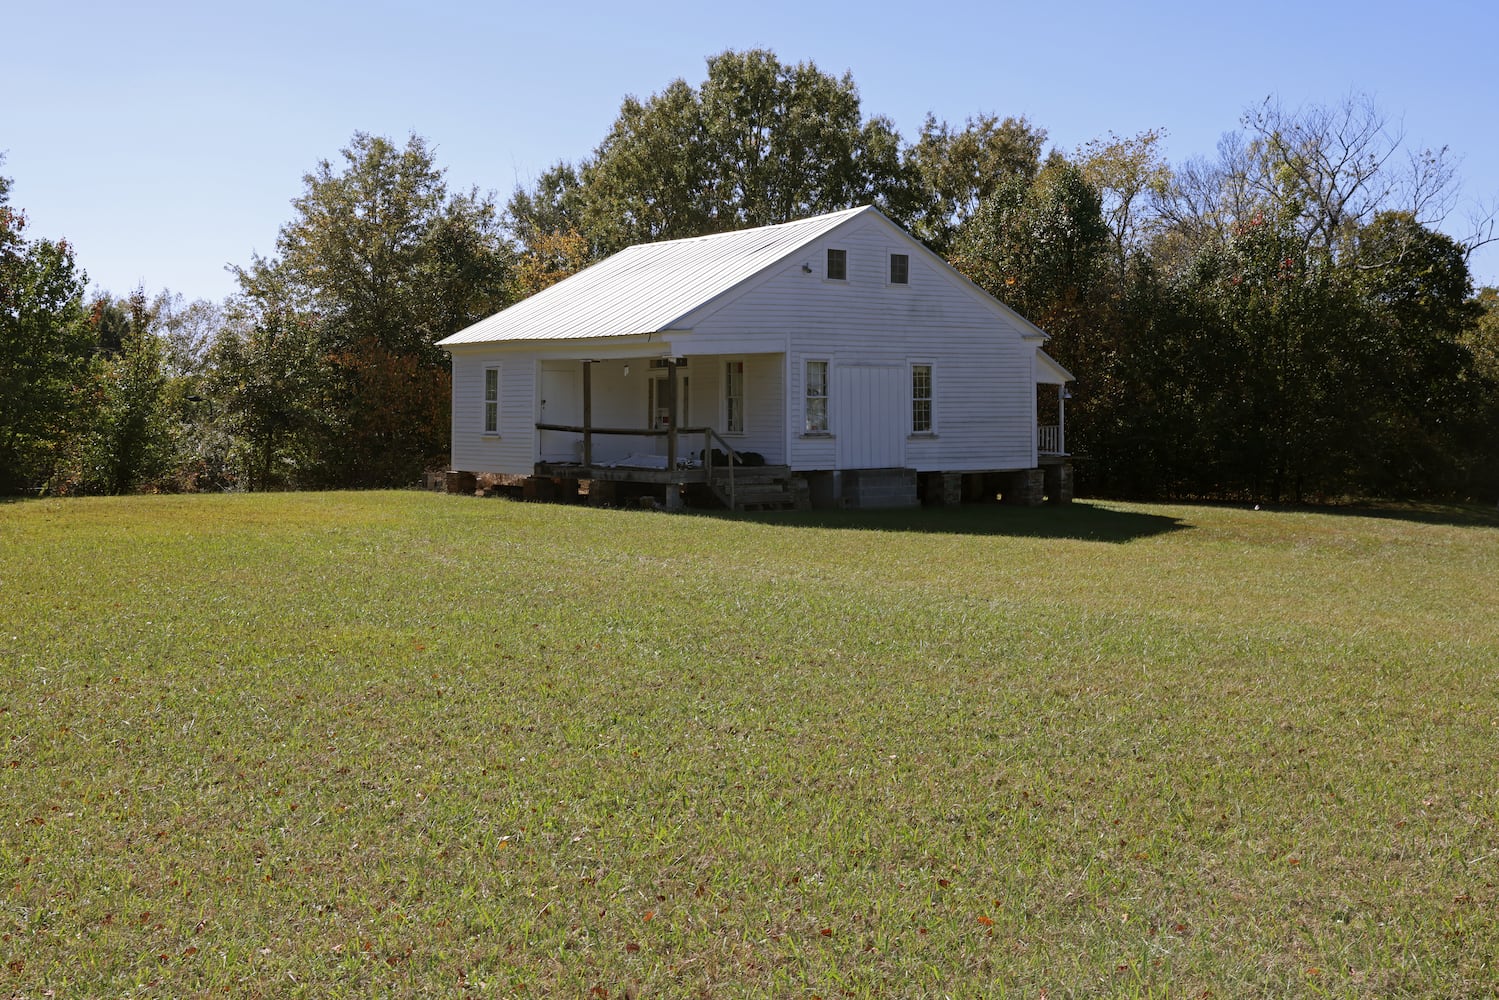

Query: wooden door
<box><xmin>834</xmin><ymin>365</ymin><xmax>905</xmax><ymax>469</ymax></box>
<box><xmin>538</xmin><ymin>368</ymin><xmax>579</xmax><ymax>461</ymax></box>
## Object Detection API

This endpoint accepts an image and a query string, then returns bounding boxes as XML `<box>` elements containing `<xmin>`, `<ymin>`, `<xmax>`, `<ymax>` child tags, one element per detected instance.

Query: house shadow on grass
<box><xmin>1272</xmin><ymin>500</ymin><xmax>1499</xmax><ymax>531</ymax></box>
<box><xmin>697</xmin><ymin>500</ymin><xmax>1187</xmax><ymax>543</ymax></box>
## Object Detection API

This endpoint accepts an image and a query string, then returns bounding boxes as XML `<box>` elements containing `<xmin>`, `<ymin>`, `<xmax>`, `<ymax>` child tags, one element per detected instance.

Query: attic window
<box><xmin>826</xmin><ymin>248</ymin><xmax>847</xmax><ymax>281</ymax></box>
<box><xmin>889</xmin><ymin>253</ymin><xmax>909</xmax><ymax>284</ymax></box>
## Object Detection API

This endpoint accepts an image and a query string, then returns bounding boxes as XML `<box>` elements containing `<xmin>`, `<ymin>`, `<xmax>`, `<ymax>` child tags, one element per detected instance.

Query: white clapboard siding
<box><xmin>443</xmin><ymin>207</ymin><xmax>1062</xmax><ymax>476</ymax></box>
<box><xmin>449</xmin><ymin>349</ymin><xmax>535</xmax><ymax>474</ymax></box>
<box><xmin>690</xmin><ymin>211</ymin><xmax>1039</xmax><ymax>472</ymax></box>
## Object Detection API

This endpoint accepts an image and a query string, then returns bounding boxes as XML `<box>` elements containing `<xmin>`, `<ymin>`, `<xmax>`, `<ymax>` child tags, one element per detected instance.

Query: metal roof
<box><xmin>437</xmin><ymin>205</ymin><xmax>871</xmax><ymax>346</ymax></box>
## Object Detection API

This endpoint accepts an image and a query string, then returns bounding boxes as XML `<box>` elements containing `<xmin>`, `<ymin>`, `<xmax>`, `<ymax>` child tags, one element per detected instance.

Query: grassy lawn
<box><xmin>2</xmin><ymin>492</ymin><xmax>1497</xmax><ymax>997</ymax></box>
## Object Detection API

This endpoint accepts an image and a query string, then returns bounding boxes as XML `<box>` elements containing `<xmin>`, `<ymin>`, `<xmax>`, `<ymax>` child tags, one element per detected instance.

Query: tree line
<box><xmin>4</xmin><ymin>49</ymin><xmax>1497</xmax><ymax>501</ymax></box>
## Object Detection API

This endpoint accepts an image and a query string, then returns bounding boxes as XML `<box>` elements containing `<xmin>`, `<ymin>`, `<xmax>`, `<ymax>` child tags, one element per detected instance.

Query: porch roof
<box><xmin>1036</xmin><ymin>350</ymin><xmax>1075</xmax><ymax>385</ymax></box>
<box><xmin>438</xmin><ymin>206</ymin><xmax>869</xmax><ymax>347</ymax></box>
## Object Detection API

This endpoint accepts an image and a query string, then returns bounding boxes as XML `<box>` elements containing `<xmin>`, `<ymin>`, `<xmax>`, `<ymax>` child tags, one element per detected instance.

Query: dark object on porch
<box><xmin>701</xmin><ymin>448</ymin><xmax>766</xmax><ymax>467</ymax></box>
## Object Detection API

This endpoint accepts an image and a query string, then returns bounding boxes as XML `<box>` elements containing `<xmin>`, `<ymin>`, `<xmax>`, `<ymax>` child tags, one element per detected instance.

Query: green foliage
<box><xmin>70</xmin><ymin>300</ymin><xmax>173</xmax><ymax>494</ymax></box>
<box><xmin>203</xmin><ymin>309</ymin><xmax>328</xmax><ymax>491</ymax></box>
<box><xmin>949</xmin><ymin>157</ymin><xmax>1111</xmax><ymax>355</ymax></box>
<box><xmin>493</xmin><ymin>63</ymin><xmax>1496</xmax><ymax>504</ymax></box>
<box><xmin>1346</xmin><ymin>213</ymin><xmax>1491</xmax><ymax>494</ymax></box>
<box><xmin>86</xmin><ymin>292</ymin><xmax>132</xmax><ymax>357</ymax></box>
<box><xmin>0</xmin><ymin>190</ymin><xmax>94</xmax><ymax>493</ymax></box>
<box><xmin>1077</xmin><ymin>209</ymin><xmax>1496</xmax><ymax>502</ymax></box>
<box><xmin>45</xmin><ymin>287</ymin><xmax>218</xmax><ymax>496</ymax></box>
<box><xmin>1351</xmin><ymin>211</ymin><xmax>1477</xmax><ymax>333</ymax></box>
<box><xmin>232</xmin><ymin>132</ymin><xmax>511</xmax><ymax>486</ymax></box>
<box><xmin>905</xmin><ymin>113</ymin><xmax>1047</xmax><ymax>253</ymax></box>
<box><xmin>506</xmin><ymin>162</ymin><xmax>589</xmax><ymax>252</ymax></box>
<box><xmin>513</xmin><ymin>49</ymin><xmax>918</xmax><ymax>256</ymax></box>
<box><xmin>1471</xmin><ymin>286</ymin><xmax>1499</xmax><ymax>377</ymax></box>
<box><xmin>1184</xmin><ymin>217</ymin><xmax>1369</xmax><ymax>499</ymax></box>
<box><xmin>506</xmin><ymin>228</ymin><xmax>594</xmax><ymax>300</ymax></box>
<box><xmin>15</xmin><ymin>65</ymin><xmax>1488</xmax><ymax>503</ymax></box>
<box><xmin>1075</xmin><ymin>128</ymin><xmax>1172</xmax><ymax>267</ymax></box>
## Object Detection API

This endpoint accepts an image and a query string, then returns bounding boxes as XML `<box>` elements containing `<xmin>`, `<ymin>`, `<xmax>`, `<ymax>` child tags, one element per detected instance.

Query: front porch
<box><xmin>451</xmin><ymin>348</ymin><xmax>1074</xmax><ymax>509</ymax></box>
<box><xmin>532</xmin><ymin>422</ymin><xmax>802</xmax><ymax>511</ymax></box>
<box><xmin>525</xmin><ymin>354</ymin><xmax>803</xmax><ymax>510</ymax></box>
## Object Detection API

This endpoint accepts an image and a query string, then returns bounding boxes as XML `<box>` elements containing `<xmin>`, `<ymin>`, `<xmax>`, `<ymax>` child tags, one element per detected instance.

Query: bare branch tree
<box><xmin>1459</xmin><ymin>196</ymin><xmax>1499</xmax><ymax>262</ymax></box>
<box><xmin>1157</xmin><ymin>93</ymin><xmax>1469</xmax><ymax>267</ymax></box>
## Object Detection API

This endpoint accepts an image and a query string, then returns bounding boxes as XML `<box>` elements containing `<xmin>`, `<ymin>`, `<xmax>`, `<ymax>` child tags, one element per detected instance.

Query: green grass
<box><xmin>2</xmin><ymin>492</ymin><xmax>1497</xmax><ymax>997</ymax></box>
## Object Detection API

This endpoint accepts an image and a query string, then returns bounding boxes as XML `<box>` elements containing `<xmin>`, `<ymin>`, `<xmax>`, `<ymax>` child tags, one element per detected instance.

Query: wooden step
<box><xmin>701</xmin><ymin>467</ymin><xmax>808</xmax><ymax>512</ymax></box>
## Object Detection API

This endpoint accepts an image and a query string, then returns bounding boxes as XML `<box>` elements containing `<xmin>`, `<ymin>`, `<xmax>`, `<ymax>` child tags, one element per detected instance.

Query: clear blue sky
<box><xmin>7</xmin><ymin>0</ymin><xmax>1497</xmax><ymax>305</ymax></box>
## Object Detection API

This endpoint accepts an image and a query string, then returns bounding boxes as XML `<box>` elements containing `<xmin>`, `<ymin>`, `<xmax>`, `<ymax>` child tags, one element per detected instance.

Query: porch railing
<box><xmin>533</xmin><ymin>423</ymin><xmax>737</xmax><ymax>506</ymax></box>
<box><xmin>1038</xmin><ymin>424</ymin><xmax>1063</xmax><ymax>455</ymax></box>
<box><xmin>699</xmin><ymin>427</ymin><xmax>738</xmax><ymax>510</ymax></box>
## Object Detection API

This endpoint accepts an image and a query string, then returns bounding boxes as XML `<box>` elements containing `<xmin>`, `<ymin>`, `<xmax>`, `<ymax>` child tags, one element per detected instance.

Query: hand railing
<box><xmin>700</xmin><ymin>427</ymin><xmax>739</xmax><ymax>510</ymax></box>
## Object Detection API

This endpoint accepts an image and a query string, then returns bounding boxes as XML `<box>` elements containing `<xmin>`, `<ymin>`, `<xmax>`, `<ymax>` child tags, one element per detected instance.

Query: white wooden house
<box><xmin>437</xmin><ymin>206</ymin><xmax>1073</xmax><ymax>509</ymax></box>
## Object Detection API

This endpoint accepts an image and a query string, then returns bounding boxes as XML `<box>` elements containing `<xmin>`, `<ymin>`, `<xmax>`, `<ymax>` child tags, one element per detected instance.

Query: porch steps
<box><xmin>704</xmin><ymin>466</ymin><xmax>809</xmax><ymax>512</ymax></box>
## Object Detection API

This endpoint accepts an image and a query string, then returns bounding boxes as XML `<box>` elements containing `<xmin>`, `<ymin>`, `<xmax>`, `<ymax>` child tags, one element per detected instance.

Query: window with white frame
<box><xmin>911</xmin><ymin>363</ymin><xmax>933</xmax><ymax>434</ymax></box>
<box><xmin>483</xmin><ymin>366</ymin><xmax>500</xmax><ymax>434</ymax></box>
<box><xmin>804</xmin><ymin>360</ymin><xmax>829</xmax><ymax>433</ymax></box>
<box><xmin>724</xmin><ymin>360</ymin><xmax>745</xmax><ymax>433</ymax></box>
<box><xmin>889</xmin><ymin>253</ymin><xmax>909</xmax><ymax>284</ymax></box>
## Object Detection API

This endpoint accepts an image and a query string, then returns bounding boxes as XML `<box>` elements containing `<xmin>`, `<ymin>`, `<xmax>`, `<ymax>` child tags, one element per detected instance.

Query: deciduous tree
<box><xmin>232</xmin><ymin>132</ymin><xmax>511</xmax><ymax>485</ymax></box>
<box><xmin>906</xmin><ymin>113</ymin><xmax>1046</xmax><ymax>253</ymax></box>
<box><xmin>0</xmin><ymin>166</ymin><xmax>94</xmax><ymax>492</ymax></box>
<box><xmin>1075</xmin><ymin>129</ymin><xmax>1172</xmax><ymax>270</ymax></box>
<box><xmin>513</xmin><ymin>50</ymin><xmax>916</xmax><ymax>256</ymax></box>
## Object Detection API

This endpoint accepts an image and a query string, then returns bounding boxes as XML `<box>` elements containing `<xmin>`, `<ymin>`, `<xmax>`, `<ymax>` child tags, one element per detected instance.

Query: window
<box><xmin>889</xmin><ymin>253</ymin><xmax>909</xmax><ymax>284</ymax></box>
<box><xmin>724</xmin><ymin>360</ymin><xmax>745</xmax><ymax>433</ymax></box>
<box><xmin>483</xmin><ymin>366</ymin><xmax>500</xmax><ymax>434</ymax></box>
<box><xmin>804</xmin><ymin>360</ymin><xmax>829</xmax><ymax>433</ymax></box>
<box><xmin>911</xmin><ymin>364</ymin><xmax>933</xmax><ymax>434</ymax></box>
<box><xmin>826</xmin><ymin>248</ymin><xmax>847</xmax><ymax>281</ymax></box>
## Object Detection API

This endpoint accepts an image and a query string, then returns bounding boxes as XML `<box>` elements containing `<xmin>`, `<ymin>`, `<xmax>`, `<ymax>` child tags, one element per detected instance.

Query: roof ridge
<box><xmin>635</xmin><ymin>204</ymin><xmax>872</xmax><ymax>249</ymax></box>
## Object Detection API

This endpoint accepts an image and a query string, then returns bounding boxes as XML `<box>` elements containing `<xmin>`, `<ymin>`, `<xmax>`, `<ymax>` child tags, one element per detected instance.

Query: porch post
<box><xmin>665</xmin><ymin>358</ymin><xmax>679</xmax><ymax>471</ymax></box>
<box><xmin>1058</xmin><ymin>384</ymin><xmax>1066</xmax><ymax>455</ymax></box>
<box><xmin>582</xmin><ymin>360</ymin><xmax>593</xmax><ymax>468</ymax></box>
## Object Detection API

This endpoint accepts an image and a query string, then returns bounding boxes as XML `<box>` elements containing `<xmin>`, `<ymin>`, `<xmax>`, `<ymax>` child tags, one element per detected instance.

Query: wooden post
<box><xmin>582</xmin><ymin>360</ymin><xmax>593</xmax><ymax>468</ymax></box>
<box><xmin>1058</xmin><ymin>383</ymin><xmax>1067</xmax><ymax>455</ymax></box>
<box><xmin>665</xmin><ymin>358</ymin><xmax>678</xmax><ymax>472</ymax></box>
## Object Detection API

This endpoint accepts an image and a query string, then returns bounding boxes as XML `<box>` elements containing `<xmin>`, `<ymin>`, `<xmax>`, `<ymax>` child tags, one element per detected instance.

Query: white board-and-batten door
<box><xmin>834</xmin><ymin>364</ymin><xmax>906</xmax><ymax>470</ymax></box>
